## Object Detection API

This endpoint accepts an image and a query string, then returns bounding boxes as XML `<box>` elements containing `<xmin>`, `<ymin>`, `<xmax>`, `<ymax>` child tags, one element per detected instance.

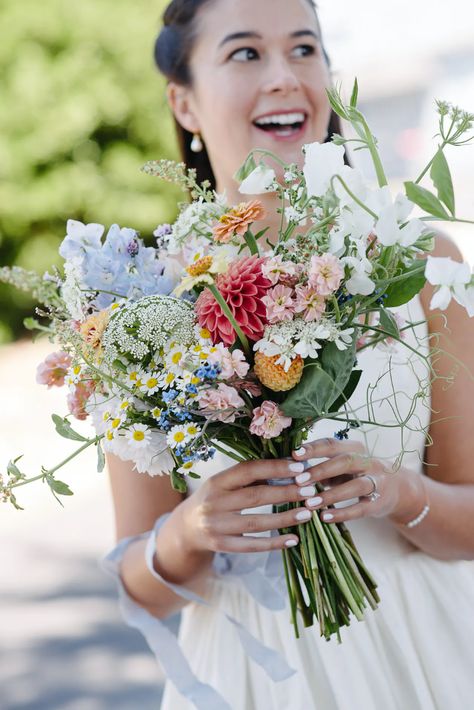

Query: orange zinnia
<box><xmin>212</xmin><ymin>200</ymin><xmax>266</xmax><ymax>244</ymax></box>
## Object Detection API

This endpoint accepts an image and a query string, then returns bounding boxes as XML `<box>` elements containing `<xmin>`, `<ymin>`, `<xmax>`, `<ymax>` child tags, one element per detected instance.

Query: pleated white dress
<box><xmin>160</xmin><ymin>295</ymin><xmax>474</xmax><ymax>709</ymax></box>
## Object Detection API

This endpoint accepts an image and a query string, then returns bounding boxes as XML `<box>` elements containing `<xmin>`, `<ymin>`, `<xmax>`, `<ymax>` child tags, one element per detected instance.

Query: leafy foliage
<box><xmin>0</xmin><ymin>0</ymin><xmax>180</xmax><ymax>342</ymax></box>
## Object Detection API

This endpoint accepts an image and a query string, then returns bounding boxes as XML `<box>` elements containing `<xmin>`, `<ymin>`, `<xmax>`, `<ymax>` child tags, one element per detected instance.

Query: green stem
<box><xmin>208</xmin><ymin>284</ymin><xmax>251</xmax><ymax>356</ymax></box>
<box><xmin>244</xmin><ymin>229</ymin><xmax>259</xmax><ymax>256</ymax></box>
<box><xmin>11</xmin><ymin>435</ymin><xmax>103</xmax><ymax>489</ymax></box>
<box><xmin>332</xmin><ymin>176</ymin><xmax>378</xmax><ymax>219</ymax></box>
<box><xmin>360</xmin><ymin>117</ymin><xmax>388</xmax><ymax>187</ymax></box>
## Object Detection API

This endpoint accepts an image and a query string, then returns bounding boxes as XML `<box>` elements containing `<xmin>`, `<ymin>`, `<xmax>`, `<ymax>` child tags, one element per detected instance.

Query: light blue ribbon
<box><xmin>102</xmin><ymin>514</ymin><xmax>295</xmax><ymax>710</ymax></box>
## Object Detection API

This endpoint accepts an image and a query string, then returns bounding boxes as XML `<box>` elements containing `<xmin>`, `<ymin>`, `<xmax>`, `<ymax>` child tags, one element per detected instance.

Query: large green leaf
<box><xmin>379</xmin><ymin>308</ymin><xmax>400</xmax><ymax>338</ymax></box>
<box><xmin>282</xmin><ymin>340</ymin><xmax>357</xmax><ymax>419</ymax></box>
<box><xmin>404</xmin><ymin>182</ymin><xmax>450</xmax><ymax>220</ymax></box>
<box><xmin>430</xmin><ymin>149</ymin><xmax>455</xmax><ymax>216</ymax></box>
<box><xmin>383</xmin><ymin>262</ymin><xmax>427</xmax><ymax>307</ymax></box>
<box><xmin>329</xmin><ymin>369</ymin><xmax>362</xmax><ymax>413</ymax></box>
<box><xmin>51</xmin><ymin>414</ymin><xmax>88</xmax><ymax>442</ymax></box>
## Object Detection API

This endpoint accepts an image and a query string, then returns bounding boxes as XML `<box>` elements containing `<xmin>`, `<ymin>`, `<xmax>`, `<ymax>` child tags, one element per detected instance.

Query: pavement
<box><xmin>0</xmin><ymin>340</ymin><xmax>173</xmax><ymax>710</ymax></box>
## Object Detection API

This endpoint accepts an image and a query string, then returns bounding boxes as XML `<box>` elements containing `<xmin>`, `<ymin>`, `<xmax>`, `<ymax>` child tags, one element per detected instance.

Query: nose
<box><xmin>261</xmin><ymin>56</ymin><xmax>301</xmax><ymax>95</ymax></box>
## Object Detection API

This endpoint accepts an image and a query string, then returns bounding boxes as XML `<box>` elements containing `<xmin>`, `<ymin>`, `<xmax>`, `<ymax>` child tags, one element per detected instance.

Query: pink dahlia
<box><xmin>195</xmin><ymin>255</ymin><xmax>271</xmax><ymax>346</ymax></box>
<box><xmin>36</xmin><ymin>351</ymin><xmax>72</xmax><ymax>388</ymax></box>
<box><xmin>250</xmin><ymin>401</ymin><xmax>292</xmax><ymax>439</ymax></box>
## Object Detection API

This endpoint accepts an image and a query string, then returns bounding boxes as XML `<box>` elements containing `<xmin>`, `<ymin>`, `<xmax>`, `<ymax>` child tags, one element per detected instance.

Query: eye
<box><xmin>292</xmin><ymin>44</ymin><xmax>317</xmax><ymax>58</ymax></box>
<box><xmin>229</xmin><ymin>47</ymin><xmax>259</xmax><ymax>62</ymax></box>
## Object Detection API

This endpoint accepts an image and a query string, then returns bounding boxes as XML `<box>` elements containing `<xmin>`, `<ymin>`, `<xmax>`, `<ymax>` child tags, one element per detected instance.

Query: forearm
<box><xmin>119</xmin><ymin>506</ymin><xmax>214</xmax><ymax>619</ymax></box>
<box><xmin>388</xmin><ymin>469</ymin><xmax>474</xmax><ymax>561</ymax></box>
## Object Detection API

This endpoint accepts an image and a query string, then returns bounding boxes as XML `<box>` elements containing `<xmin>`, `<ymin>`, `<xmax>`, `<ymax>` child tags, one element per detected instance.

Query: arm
<box><xmin>107</xmin><ymin>453</ymin><xmax>315</xmax><ymax>619</ymax></box>
<box><xmin>387</xmin><ymin>234</ymin><xmax>474</xmax><ymax>559</ymax></box>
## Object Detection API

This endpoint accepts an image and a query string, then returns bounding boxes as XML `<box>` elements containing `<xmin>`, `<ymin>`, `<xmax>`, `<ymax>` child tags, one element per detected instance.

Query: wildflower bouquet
<box><xmin>1</xmin><ymin>81</ymin><xmax>474</xmax><ymax>642</ymax></box>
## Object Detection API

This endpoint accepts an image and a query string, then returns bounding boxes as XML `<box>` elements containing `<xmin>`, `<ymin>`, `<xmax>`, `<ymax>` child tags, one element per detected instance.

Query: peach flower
<box><xmin>212</xmin><ymin>200</ymin><xmax>266</xmax><ymax>244</ymax></box>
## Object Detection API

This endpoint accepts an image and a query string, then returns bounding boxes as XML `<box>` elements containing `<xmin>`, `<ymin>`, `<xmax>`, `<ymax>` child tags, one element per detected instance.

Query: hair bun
<box><xmin>154</xmin><ymin>25</ymin><xmax>182</xmax><ymax>79</ymax></box>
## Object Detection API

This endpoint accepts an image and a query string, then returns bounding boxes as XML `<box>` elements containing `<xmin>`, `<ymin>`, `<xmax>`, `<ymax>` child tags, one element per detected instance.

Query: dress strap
<box><xmin>102</xmin><ymin>514</ymin><xmax>295</xmax><ymax>710</ymax></box>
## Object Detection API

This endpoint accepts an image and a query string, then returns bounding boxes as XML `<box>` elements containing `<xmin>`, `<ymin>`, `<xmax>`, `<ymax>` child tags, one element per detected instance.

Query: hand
<box><xmin>178</xmin><ymin>458</ymin><xmax>317</xmax><ymax>555</ymax></box>
<box><xmin>292</xmin><ymin>438</ymin><xmax>406</xmax><ymax>524</ymax></box>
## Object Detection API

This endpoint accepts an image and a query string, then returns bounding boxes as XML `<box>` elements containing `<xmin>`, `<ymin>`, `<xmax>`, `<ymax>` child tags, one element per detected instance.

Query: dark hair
<box><xmin>154</xmin><ymin>0</ymin><xmax>348</xmax><ymax>187</ymax></box>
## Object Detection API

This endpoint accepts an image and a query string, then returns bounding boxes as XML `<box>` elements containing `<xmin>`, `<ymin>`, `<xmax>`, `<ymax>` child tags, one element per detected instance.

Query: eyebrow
<box><xmin>218</xmin><ymin>29</ymin><xmax>320</xmax><ymax>48</ymax></box>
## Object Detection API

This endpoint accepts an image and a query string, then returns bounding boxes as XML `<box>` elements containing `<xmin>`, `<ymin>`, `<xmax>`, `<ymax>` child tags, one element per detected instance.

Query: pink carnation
<box><xmin>67</xmin><ymin>380</ymin><xmax>96</xmax><ymax>421</ymax></box>
<box><xmin>198</xmin><ymin>383</ymin><xmax>245</xmax><ymax>423</ymax></box>
<box><xmin>250</xmin><ymin>401</ymin><xmax>292</xmax><ymax>439</ymax></box>
<box><xmin>294</xmin><ymin>285</ymin><xmax>326</xmax><ymax>322</ymax></box>
<box><xmin>207</xmin><ymin>344</ymin><xmax>250</xmax><ymax>379</ymax></box>
<box><xmin>262</xmin><ymin>285</ymin><xmax>295</xmax><ymax>324</ymax></box>
<box><xmin>262</xmin><ymin>256</ymin><xmax>298</xmax><ymax>285</ymax></box>
<box><xmin>308</xmin><ymin>253</ymin><xmax>344</xmax><ymax>296</ymax></box>
<box><xmin>36</xmin><ymin>351</ymin><xmax>72</xmax><ymax>388</ymax></box>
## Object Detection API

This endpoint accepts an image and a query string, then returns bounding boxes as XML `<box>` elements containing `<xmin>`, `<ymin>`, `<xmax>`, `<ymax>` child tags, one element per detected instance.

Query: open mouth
<box><xmin>253</xmin><ymin>111</ymin><xmax>308</xmax><ymax>139</ymax></box>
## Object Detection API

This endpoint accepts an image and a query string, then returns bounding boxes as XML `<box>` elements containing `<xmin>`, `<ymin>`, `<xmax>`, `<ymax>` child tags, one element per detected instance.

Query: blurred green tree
<box><xmin>0</xmin><ymin>0</ymin><xmax>182</xmax><ymax>342</ymax></box>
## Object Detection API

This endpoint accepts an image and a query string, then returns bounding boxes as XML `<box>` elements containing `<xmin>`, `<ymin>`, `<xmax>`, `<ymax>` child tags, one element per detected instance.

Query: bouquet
<box><xmin>1</xmin><ymin>81</ymin><xmax>473</xmax><ymax>642</ymax></box>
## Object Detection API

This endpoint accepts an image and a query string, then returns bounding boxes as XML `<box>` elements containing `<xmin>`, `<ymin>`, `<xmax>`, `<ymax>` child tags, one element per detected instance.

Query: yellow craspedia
<box><xmin>254</xmin><ymin>352</ymin><xmax>304</xmax><ymax>392</ymax></box>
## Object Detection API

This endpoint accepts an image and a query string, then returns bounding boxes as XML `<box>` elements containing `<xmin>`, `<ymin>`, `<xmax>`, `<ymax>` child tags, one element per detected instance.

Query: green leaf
<box><xmin>350</xmin><ymin>78</ymin><xmax>359</xmax><ymax>108</ymax></box>
<box><xmin>48</xmin><ymin>479</ymin><xmax>74</xmax><ymax>496</ymax></box>
<box><xmin>170</xmin><ymin>468</ymin><xmax>188</xmax><ymax>494</ymax></box>
<box><xmin>51</xmin><ymin>414</ymin><xmax>88</xmax><ymax>442</ymax></box>
<box><xmin>282</xmin><ymin>340</ymin><xmax>357</xmax><ymax>419</ymax></box>
<box><xmin>234</xmin><ymin>154</ymin><xmax>257</xmax><ymax>183</ymax></box>
<box><xmin>379</xmin><ymin>309</ymin><xmax>400</xmax><ymax>339</ymax></box>
<box><xmin>96</xmin><ymin>442</ymin><xmax>105</xmax><ymax>473</ymax></box>
<box><xmin>383</xmin><ymin>262</ymin><xmax>427</xmax><ymax>307</ymax></box>
<box><xmin>7</xmin><ymin>456</ymin><xmax>23</xmax><ymax>480</ymax></box>
<box><xmin>9</xmin><ymin>492</ymin><xmax>24</xmax><ymax>511</ymax></box>
<box><xmin>329</xmin><ymin>369</ymin><xmax>362</xmax><ymax>413</ymax></box>
<box><xmin>430</xmin><ymin>149</ymin><xmax>455</xmax><ymax>216</ymax></box>
<box><xmin>404</xmin><ymin>182</ymin><xmax>450</xmax><ymax>220</ymax></box>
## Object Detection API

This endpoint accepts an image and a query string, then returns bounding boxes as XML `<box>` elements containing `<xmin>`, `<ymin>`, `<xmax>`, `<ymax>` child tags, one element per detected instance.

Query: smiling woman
<box><xmin>103</xmin><ymin>1</ymin><xmax>474</xmax><ymax>709</ymax></box>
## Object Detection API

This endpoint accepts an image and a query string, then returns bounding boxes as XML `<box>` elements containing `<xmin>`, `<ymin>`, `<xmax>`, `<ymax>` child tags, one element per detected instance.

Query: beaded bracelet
<box><xmin>403</xmin><ymin>477</ymin><xmax>430</xmax><ymax>528</ymax></box>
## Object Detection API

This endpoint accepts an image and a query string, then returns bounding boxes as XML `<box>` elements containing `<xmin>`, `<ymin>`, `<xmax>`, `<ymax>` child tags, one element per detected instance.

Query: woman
<box><xmin>105</xmin><ymin>1</ymin><xmax>474</xmax><ymax>708</ymax></box>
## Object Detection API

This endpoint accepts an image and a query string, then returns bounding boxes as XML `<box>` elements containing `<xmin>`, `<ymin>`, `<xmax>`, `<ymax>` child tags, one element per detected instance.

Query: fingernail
<box><xmin>285</xmin><ymin>539</ymin><xmax>298</xmax><ymax>547</ymax></box>
<box><xmin>299</xmin><ymin>485</ymin><xmax>316</xmax><ymax>497</ymax></box>
<box><xmin>295</xmin><ymin>509</ymin><xmax>312</xmax><ymax>521</ymax></box>
<box><xmin>295</xmin><ymin>471</ymin><xmax>311</xmax><ymax>484</ymax></box>
<box><xmin>307</xmin><ymin>496</ymin><xmax>323</xmax><ymax>508</ymax></box>
<box><xmin>322</xmin><ymin>512</ymin><xmax>334</xmax><ymax>521</ymax></box>
<box><xmin>294</xmin><ymin>447</ymin><xmax>306</xmax><ymax>457</ymax></box>
<box><xmin>288</xmin><ymin>462</ymin><xmax>305</xmax><ymax>473</ymax></box>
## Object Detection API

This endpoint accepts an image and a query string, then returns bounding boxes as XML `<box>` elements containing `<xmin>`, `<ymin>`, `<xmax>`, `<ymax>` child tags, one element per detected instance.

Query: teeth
<box><xmin>255</xmin><ymin>112</ymin><xmax>306</xmax><ymax>127</ymax></box>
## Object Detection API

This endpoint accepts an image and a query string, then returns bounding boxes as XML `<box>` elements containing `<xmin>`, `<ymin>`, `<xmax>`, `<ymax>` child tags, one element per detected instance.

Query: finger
<box><xmin>213</xmin><ymin>532</ymin><xmax>300</xmax><ymax>554</ymax></box>
<box><xmin>214</xmin><ymin>458</ymin><xmax>305</xmax><ymax>491</ymax></box>
<box><xmin>223</xmin><ymin>481</ymin><xmax>322</xmax><ymax>512</ymax></box>
<box><xmin>304</xmin><ymin>474</ymin><xmax>377</xmax><ymax>510</ymax></box>
<box><xmin>296</xmin><ymin>452</ymin><xmax>371</xmax><ymax>486</ymax></box>
<box><xmin>318</xmin><ymin>500</ymin><xmax>373</xmax><ymax>524</ymax></box>
<box><xmin>213</xmin><ymin>507</ymin><xmax>313</xmax><ymax>535</ymax></box>
<box><xmin>293</xmin><ymin>437</ymin><xmax>365</xmax><ymax>462</ymax></box>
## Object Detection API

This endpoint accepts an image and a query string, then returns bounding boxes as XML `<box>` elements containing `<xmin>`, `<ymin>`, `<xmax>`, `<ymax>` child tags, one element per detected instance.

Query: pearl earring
<box><xmin>190</xmin><ymin>133</ymin><xmax>203</xmax><ymax>153</ymax></box>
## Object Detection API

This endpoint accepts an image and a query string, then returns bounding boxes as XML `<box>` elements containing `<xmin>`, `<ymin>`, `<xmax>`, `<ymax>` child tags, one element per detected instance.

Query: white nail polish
<box><xmin>322</xmin><ymin>512</ymin><xmax>334</xmax><ymax>521</ymax></box>
<box><xmin>294</xmin><ymin>447</ymin><xmax>306</xmax><ymax>456</ymax></box>
<box><xmin>285</xmin><ymin>539</ymin><xmax>298</xmax><ymax>547</ymax></box>
<box><xmin>295</xmin><ymin>471</ymin><xmax>311</xmax><ymax>484</ymax></box>
<box><xmin>307</xmin><ymin>496</ymin><xmax>323</xmax><ymax>507</ymax></box>
<box><xmin>299</xmin><ymin>485</ymin><xmax>316</xmax><ymax>497</ymax></box>
<box><xmin>295</xmin><ymin>509</ymin><xmax>312</xmax><ymax>521</ymax></box>
<box><xmin>288</xmin><ymin>462</ymin><xmax>305</xmax><ymax>473</ymax></box>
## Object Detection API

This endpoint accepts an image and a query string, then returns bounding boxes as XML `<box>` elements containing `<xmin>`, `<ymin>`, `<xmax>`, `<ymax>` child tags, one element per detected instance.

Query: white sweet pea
<box><xmin>342</xmin><ymin>256</ymin><xmax>376</xmax><ymax>296</ymax></box>
<box><xmin>453</xmin><ymin>283</ymin><xmax>474</xmax><ymax>317</ymax></box>
<box><xmin>333</xmin><ymin>166</ymin><xmax>368</xmax><ymax>208</ymax></box>
<box><xmin>303</xmin><ymin>142</ymin><xmax>346</xmax><ymax>197</ymax></box>
<box><xmin>239</xmin><ymin>165</ymin><xmax>277</xmax><ymax>195</ymax></box>
<box><xmin>425</xmin><ymin>256</ymin><xmax>471</xmax><ymax>311</ymax></box>
<box><xmin>375</xmin><ymin>201</ymin><xmax>425</xmax><ymax>247</ymax></box>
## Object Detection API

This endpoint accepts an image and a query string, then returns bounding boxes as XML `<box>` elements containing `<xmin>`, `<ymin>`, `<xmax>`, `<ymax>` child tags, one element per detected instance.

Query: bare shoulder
<box><xmin>107</xmin><ymin>453</ymin><xmax>184</xmax><ymax>541</ymax></box>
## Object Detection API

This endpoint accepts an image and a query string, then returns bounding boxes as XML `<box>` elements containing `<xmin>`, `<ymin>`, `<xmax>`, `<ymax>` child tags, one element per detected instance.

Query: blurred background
<box><xmin>1</xmin><ymin>0</ymin><xmax>473</xmax><ymax>708</ymax></box>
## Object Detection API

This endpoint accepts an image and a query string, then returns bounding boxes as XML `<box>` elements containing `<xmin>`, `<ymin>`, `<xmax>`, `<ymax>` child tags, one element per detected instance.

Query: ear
<box><xmin>166</xmin><ymin>82</ymin><xmax>201</xmax><ymax>134</ymax></box>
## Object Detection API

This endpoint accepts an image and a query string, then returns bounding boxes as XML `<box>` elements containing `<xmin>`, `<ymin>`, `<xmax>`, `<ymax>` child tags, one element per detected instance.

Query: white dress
<box><xmin>158</xmin><ymin>295</ymin><xmax>474</xmax><ymax>710</ymax></box>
